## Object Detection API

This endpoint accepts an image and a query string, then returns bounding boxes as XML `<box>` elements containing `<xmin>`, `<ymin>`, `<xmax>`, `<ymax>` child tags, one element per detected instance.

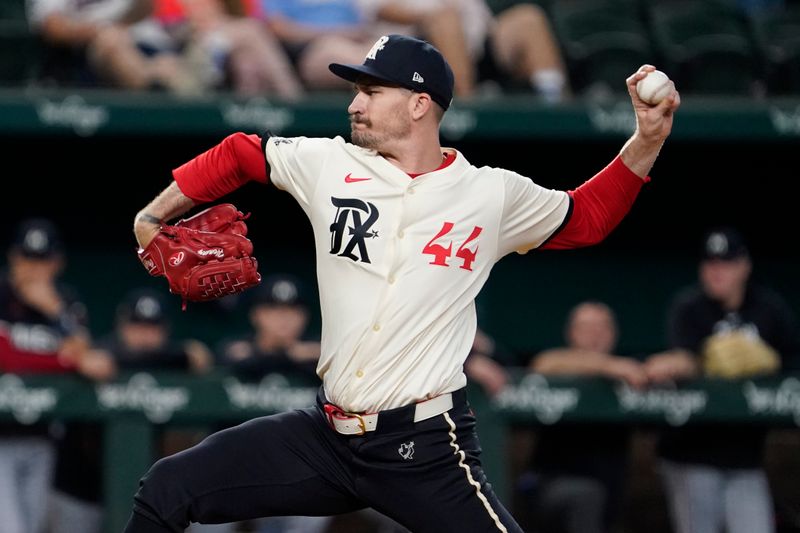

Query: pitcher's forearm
<box><xmin>133</xmin><ymin>182</ymin><xmax>195</xmax><ymax>248</ymax></box>
<box><xmin>619</xmin><ymin>132</ymin><xmax>665</xmax><ymax>179</ymax></box>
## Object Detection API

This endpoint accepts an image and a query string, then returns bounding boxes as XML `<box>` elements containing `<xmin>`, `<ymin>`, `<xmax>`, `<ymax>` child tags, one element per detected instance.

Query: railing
<box><xmin>2</xmin><ymin>370</ymin><xmax>800</xmax><ymax>532</ymax></box>
<box><xmin>1</xmin><ymin>88</ymin><xmax>799</xmax><ymax>140</ymax></box>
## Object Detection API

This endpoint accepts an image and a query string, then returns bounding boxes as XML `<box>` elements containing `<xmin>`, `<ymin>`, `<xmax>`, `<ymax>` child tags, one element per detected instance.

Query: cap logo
<box><xmin>412</xmin><ymin>72</ymin><xmax>424</xmax><ymax>83</ymax></box>
<box><xmin>24</xmin><ymin>229</ymin><xmax>49</xmax><ymax>253</ymax></box>
<box><xmin>707</xmin><ymin>232</ymin><xmax>729</xmax><ymax>256</ymax></box>
<box><xmin>135</xmin><ymin>297</ymin><xmax>161</xmax><ymax>320</ymax></box>
<box><xmin>365</xmin><ymin>35</ymin><xmax>389</xmax><ymax>61</ymax></box>
<box><xmin>272</xmin><ymin>280</ymin><xmax>298</xmax><ymax>303</ymax></box>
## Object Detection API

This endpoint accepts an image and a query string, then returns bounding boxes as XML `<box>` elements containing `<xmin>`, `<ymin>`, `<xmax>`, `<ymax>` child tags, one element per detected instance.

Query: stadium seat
<box><xmin>550</xmin><ymin>0</ymin><xmax>655</xmax><ymax>95</ymax></box>
<box><xmin>646</xmin><ymin>0</ymin><xmax>762</xmax><ymax>96</ymax></box>
<box><xmin>748</xmin><ymin>5</ymin><xmax>800</xmax><ymax>95</ymax></box>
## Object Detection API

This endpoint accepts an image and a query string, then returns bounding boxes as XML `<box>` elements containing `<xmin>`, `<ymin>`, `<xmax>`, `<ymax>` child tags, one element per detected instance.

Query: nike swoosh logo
<box><xmin>345</xmin><ymin>173</ymin><xmax>372</xmax><ymax>183</ymax></box>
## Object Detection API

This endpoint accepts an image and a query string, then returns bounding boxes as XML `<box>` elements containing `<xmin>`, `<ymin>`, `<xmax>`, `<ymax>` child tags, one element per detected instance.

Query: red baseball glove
<box><xmin>137</xmin><ymin>204</ymin><xmax>261</xmax><ymax>307</ymax></box>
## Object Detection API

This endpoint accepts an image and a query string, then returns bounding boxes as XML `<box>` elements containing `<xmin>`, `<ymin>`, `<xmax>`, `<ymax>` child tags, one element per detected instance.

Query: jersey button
<box><xmin>407</xmin><ymin>188</ymin><xmax>415</xmax><ymax>195</ymax></box>
<box><xmin>388</xmin><ymin>275</ymin><xmax>396</xmax><ymax>284</ymax></box>
<box><xmin>356</xmin><ymin>370</ymin><xmax>364</xmax><ymax>378</ymax></box>
<box><xmin>397</xmin><ymin>230</ymin><xmax>405</xmax><ymax>239</ymax></box>
<box><xmin>373</xmin><ymin>324</ymin><xmax>381</xmax><ymax>332</ymax></box>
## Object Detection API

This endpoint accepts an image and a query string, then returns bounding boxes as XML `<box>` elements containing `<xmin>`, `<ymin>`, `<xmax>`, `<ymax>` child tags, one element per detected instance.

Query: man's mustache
<box><xmin>350</xmin><ymin>116</ymin><xmax>371</xmax><ymax>127</ymax></box>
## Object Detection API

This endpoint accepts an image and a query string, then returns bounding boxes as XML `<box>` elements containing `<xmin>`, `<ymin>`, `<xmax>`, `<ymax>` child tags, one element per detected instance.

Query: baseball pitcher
<box><xmin>124</xmin><ymin>34</ymin><xmax>679</xmax><ymax>533</ymax></box>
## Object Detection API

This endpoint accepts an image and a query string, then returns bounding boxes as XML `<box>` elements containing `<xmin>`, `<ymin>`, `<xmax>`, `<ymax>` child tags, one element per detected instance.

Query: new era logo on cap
<box><xmin>329</xmin><ymin>34</ymin><xmax>455</xmax><ymax>110</ymax></box>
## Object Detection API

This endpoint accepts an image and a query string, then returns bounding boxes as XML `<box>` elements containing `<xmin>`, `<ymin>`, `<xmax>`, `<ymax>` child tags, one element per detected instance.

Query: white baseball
<box><xmin>636</xmin><ymin>69</ymin><xmax>672</xmax><ymax>105</ymax></box>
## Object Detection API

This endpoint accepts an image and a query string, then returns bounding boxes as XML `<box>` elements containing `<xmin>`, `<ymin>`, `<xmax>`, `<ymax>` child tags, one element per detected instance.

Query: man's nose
<box><xmin>348</xmin><ymin>92</ymin><xmax>366</xmax><ymax>115</ymax></box>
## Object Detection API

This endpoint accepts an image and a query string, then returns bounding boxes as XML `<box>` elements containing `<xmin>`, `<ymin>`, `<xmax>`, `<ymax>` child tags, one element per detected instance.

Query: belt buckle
<box><xmin>349</xmin><ymin>412</ymin><xmax>367</xmax><ymax>435</ymax></box>
<box><xmin>324</xmin><ymin>403</ymin><xmax>368</xmax><ymax>435</ymax></box>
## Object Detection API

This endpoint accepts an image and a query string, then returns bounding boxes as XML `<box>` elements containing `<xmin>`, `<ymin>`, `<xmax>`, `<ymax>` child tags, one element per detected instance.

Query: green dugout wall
<box><xmin>2</xmin><ymin>372</ymin><xmax>800</xmax><ymax>532</ymax></box>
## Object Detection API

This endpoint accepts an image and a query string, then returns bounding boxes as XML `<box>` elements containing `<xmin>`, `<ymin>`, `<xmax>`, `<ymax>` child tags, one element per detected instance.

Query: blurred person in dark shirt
<box><xmin>217</xmin><ymin>274</ymin><xmax>328</xmax><ymax>533</ymax></box>
<box><xmin>97</xmin><ymin>287</ymin><xmax>212</xmax><ymax>374</ymax></box>
<box><xmin>50</xmin><ymin>287</ymin><xmax>212</xmax><ymax>533</ymax></box>
<box><xmin>644</xmin><ymin>227</ymin><xmax>800</xmax><ymax>533</ymax></box>
<box><xmin>521</xmin><ymin>301</ymin><xmax>647</xmax><ymax>533</ymax></box>
<box><xmin>220</xmin><ymin>273</ymin><xmax>320</xmax><ymax>381</ymax></box>
<box><xmin>0</xmin><ymin>218</ymin><xmax>110</xmax><ymax>533</ymax></box>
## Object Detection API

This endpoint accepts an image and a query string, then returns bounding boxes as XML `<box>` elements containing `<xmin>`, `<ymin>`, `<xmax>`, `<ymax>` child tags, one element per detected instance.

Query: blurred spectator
<box><xmin>358</xmin><ymin>0</ymin><xmax>571</xmax><ymax>102</ymax></box>
<box><xmin>49</xmin><ymin>287</ymin><xmax>212</xmax><ymax>533</ymax></box>
<box><xmin>0</xmin><ymin>218</ymin><xmax>108</xmax><ymax>533</ymax></box>
<box><xmin>25</xmin><ymin>0</ymin><xmax>303</xmax><ymax>97</ymax></box>
<box><xmin>520</xmin><ymin>301</ymin><xmax>646</xmax><ymax>533</ymax></box>
<box><xmin>644</xmin><ymin>227</ymin><xmax>800</xmax><ymax>533</ymax></box>
<box><xmin>25</xmin><ymin>0</ymin><xmax>202</xmax><ymax>93</ymax></box>
<box><xmin>220</xmin><ymin>273</ymin><xmax>320</xmax><ymax>380</ymax></box>
<box><xmin>531</xmin><ymin>301</ymin><xmax>648</xmax><ymax>389</ymax></box>
<box><xmin>464</xmin><ymin>326</ymin><xmax>511</xmax><ymax>398</ymax></box>
<box><xmin>253</xmin><ymin>0</ymin><xmax>379</xmax><ymax>89</ymax></box>
<box><xmin>216</xmin><ymin>273</ymin><xmax>325</xmax><ymax>533</ymax></box>
<box><xmin>157</xmin><ymin>0</ymin><xmax>304</xmax><ymax>98</ymax></box>
<box><xmin>94</xmin><ymin>287</ymin><xmax>212</xmax><ymax>373</ymax></box>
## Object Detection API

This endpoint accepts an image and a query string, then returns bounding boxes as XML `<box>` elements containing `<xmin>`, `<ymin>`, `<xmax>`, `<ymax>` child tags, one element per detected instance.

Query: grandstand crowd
<box><xmin>2</xmin><ymin>0</ymin><xmax>799</xmax><ymax>100</ymax></box>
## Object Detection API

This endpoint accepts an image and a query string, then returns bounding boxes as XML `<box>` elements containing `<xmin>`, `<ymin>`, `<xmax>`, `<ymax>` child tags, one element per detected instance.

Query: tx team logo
<box><xmin>398</xmin><ymin>441</ymin><xmax>415</xmax><ymax>460</ymax></box>
<box><xmin>329</xmin><ymin>197</ymin><xmax>379</xmax><ymax>263</ymax></box>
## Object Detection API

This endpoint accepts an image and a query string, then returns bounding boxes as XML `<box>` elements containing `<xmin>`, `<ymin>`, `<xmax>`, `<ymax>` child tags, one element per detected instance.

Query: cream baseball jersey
<box><xmin>265</xmin><ymin>135</ymin><xmax>569</xmax><ymax>413</ymax></box>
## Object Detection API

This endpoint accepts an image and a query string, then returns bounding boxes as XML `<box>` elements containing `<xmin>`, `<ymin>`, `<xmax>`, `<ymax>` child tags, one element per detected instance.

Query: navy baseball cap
<box><xmin>117</xmin><ymin>288</ymin><xmax>168</xmax><ymax>325</ymax></box>
<box><xmin>251</xmin><ymin>274</ymin><xmax>308</xmax><ymax>309</ymax></box>
<box><xmin>11</xmin><ymin>218</ymin><xmax>63</xmax><ymax>258</ymax></box>
<box><xmin>329</xmin><ymin>34</ymin><xmax>455</xmax><ymax>110</ymax></box>
<box><xmin>701</xmin><ymin>227</ymin><xmax>749</xmax><ymax>261</ymax></box>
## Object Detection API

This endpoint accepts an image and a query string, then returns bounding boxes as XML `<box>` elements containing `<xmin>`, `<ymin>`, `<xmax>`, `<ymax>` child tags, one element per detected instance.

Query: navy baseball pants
<box><xmin>123</xmin><ymin>387</ymin><xmax>523</xmax><ymax>532</ymax></box>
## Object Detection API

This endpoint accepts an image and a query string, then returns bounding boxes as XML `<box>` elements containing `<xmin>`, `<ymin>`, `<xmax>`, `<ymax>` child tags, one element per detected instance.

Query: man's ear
<box><xmin>410</xmin><ymin>92</ymin><xmax>433</xmax><ymax>121</ymax></box>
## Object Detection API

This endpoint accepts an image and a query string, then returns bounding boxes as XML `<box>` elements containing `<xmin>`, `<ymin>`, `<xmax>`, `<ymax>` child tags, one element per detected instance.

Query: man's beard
<box><xmin>350</xmin><ymin>108</ymin><xmax>412</xmax><ymax>149</ymax></box>
<box><xmin>350</xmin><ymin>121</ymin><xmax>380</xmax><ymax>149</ymax></box>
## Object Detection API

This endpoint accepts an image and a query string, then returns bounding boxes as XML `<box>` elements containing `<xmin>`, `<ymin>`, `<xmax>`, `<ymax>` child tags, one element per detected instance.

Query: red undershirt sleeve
<box><xmin>173</xmin><ymin>132</ymin><xmax>269</xmax><ymax>204</ymax></box>
<box><xmin>542</xmin><ymin>155</ymin><xmax>649</xmax><ymax>250</ymax></box>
